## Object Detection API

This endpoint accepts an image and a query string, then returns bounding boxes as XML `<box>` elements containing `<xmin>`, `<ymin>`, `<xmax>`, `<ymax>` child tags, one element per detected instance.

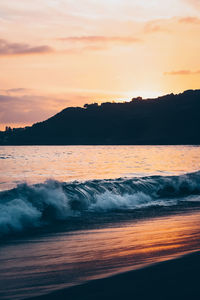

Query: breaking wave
<box><xmin>0</xmin><ymin>171</ymin><xmax>200</xmax><ymax>238</ymax></box>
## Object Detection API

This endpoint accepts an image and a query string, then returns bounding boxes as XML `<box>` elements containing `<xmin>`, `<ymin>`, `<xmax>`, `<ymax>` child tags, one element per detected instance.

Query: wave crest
<box><xmin>0</xmin><ymin>171</ymin><xmax>200</xmax><ymax>238</ymax></box>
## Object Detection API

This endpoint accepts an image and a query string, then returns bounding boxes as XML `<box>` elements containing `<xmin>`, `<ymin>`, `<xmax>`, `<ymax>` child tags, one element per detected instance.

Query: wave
<box><xmin>0</xmin><ymin>171</ymin><xmax>200</xmax><ymax>238</ymax></box>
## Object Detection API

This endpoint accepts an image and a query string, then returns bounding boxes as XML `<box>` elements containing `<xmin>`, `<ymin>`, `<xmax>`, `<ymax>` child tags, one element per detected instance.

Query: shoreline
<box><xmin>26</xmin><ymin>251</ymin><xmax>200</xmax><ymax>300</ymax></box>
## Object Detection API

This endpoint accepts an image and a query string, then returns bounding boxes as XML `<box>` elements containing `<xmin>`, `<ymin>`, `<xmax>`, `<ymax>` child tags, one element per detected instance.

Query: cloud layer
<box><xmin>0</xmin><ymin>92</ymin><xmax>68</xmax><ymax>126</ymax></box>
<box><xmin>164</xmin><ymin>70</ymin><xmax>200</xmax><ymax>75</ymax></box>
<box><xmin>179</xmin><ymin>17</ymin><xmax>200</xmax><ymax>24</ymax></box>
<box><xmin>59</xmin><ymin>35</ymin><xmax>141</xmax><ymax>44</ymax></box>
<box><xmin>0</xmin><ymin>39</ymin><xmax>53</xmax><ymax>55</ymax></box>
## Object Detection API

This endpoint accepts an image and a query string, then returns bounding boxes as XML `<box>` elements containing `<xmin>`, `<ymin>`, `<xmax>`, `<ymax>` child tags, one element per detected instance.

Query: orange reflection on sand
<box><xmin>85</xmin><ymin>211</ymin><xmax>200</xmax><ymax>267</ymax></box>
<box><xmin>1</xmin><ymin>210</ymin><xmax>200</xmax><ymax>298</ymax></box>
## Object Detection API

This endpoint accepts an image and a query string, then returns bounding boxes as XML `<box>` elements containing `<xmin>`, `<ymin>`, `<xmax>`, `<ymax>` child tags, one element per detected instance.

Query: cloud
<box><xmin>179</xmin><ymin>17</ymin><xmax>200</xmax><ymax>24</ymax></box>
<box><xmin>57</xmin><ymin>35</ymin><xmax>142</xmax><ymax>53</ymax></box>
<box><xmin>4</xmin><ymin>88</ymin><xmax>32</xmax><ymax>94</ymax></box>
<box><xmin>144</xmin><ymin>21</ymin><xmax>171</xmax><ymax>34</ymax></box>
<box><xmin>0</xmin><ymin>93</ymin><xmax>69</xmax><ymax>125</ymax></box>
<box><xmin>59</xmin><ymin>35</ymin><xmax>141</xmax><ymax>44</ymax></box>
<box><xmin>0</xmin><ymin>39</ymin><xmax>53</xmax><ymax>55</ymax></box>
<box><xmin>164</xmin><ymin>70</ymin><xmax>200</xmax><ymax>75</ymax></box>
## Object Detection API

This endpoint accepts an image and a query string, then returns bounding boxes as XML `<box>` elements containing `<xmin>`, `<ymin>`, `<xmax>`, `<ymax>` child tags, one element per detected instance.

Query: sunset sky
<box><xmin>0</xmin><ymin>0</ymin><xmax>200</xmax><ymax>130</ymax></box>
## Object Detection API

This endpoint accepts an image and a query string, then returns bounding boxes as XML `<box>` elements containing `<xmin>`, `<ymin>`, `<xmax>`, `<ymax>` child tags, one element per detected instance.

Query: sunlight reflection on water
<box><xmin>0</xmin><ymin>145</ymin><xmax>200</xmax><ymax>190</ymax></box>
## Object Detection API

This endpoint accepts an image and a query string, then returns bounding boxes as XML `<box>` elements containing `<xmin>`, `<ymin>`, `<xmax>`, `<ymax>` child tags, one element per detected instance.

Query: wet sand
<box><xmin>1</xmin><ymin>210</ymin><xmax>199</xmax><ymax>300</ymax></box>
<box><xmin>27</xmin><ymin>251</ymin><xmax>200</xmax><ymax>300</ymax></box>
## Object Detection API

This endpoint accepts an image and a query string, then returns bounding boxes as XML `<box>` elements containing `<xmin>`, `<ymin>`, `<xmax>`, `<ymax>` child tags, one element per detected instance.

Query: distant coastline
<box><xmin>1</xmin><ymin>89</ymin><xmax>200</xmax><ymax>145</ymax></box>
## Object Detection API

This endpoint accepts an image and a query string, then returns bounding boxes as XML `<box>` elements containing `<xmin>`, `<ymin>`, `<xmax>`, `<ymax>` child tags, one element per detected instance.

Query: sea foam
<box><xmin>0</xmin><ymin>171</ymin><xmax>200</xmax><ymax>238</ymax></box>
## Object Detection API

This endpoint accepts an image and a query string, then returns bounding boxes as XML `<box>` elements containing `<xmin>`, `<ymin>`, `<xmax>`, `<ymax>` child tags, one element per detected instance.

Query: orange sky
<box><xmin>0</xmin><ymin>0</ymin><xmax>200</xmax><ymax>130</ymax></box>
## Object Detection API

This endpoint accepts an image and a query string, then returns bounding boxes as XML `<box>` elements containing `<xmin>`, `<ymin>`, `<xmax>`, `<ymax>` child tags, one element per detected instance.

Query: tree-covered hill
<box><xmin>1</xmin><ymin>89</ymin><xmax>200</xmax><ymax>145</ymax></box>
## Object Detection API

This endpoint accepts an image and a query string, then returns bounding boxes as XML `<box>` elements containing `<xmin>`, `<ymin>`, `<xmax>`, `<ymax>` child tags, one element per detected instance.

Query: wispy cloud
<box><xmin>144</xmin><ymin>21</ymin><xmax>171</xmax><ymax>34</ymax></box>
<box><xmin>0</xmin><ymin>39</ymin><xmax>53</xmax><ymax>55</ymax></box>
<box><xmin>164</xmin><ymin>70</ymin><xmax>200</xmax><ymax>75</ymax></box>
<box><xmin>57</xmin><ymin>35</ymin><xmax>142</xmax><ymax>53</ymax></box>
<box><xmin>59</xmin><ymin>35</ymin><xmax>141</xmax><ymax>45</ymax></box>
<box><xmin>179</xmin><ymin>17</ymin><xmax>200</xmax><ymax>24</ymax></box>
<box><xmin>0</xmin><ymin>92</ymin><xmax>68</xmax><ymax>125</ymax></box>
<box><xmin>4</xmin><ymin>88</ymin><xmax>31</xmax><ymax>94</ymax></box>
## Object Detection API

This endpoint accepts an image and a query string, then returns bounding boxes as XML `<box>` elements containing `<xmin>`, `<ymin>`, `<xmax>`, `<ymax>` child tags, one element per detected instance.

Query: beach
<box><xmin>27</xmin><ymin>251</ymin><xmax>200</xmax><ymax>300</ymax></box>
<box><xmin>0</xmin><ymin>146</ymin><xmax>200</xmax><ymax>300</ymax></box>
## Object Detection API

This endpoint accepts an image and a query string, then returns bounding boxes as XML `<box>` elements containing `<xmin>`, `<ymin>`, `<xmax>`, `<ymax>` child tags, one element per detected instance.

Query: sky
<box><xmin>0</xmin><ymin>0</ymin><xmax>200</xmax><ymax>130</ymax></box>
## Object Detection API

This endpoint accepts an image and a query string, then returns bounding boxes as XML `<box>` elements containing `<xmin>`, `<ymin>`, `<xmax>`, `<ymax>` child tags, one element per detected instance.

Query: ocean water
<box><xmin>0</xmin><ymin>145</ymin><xmax>200</xmax><ymax>299</ymax></box>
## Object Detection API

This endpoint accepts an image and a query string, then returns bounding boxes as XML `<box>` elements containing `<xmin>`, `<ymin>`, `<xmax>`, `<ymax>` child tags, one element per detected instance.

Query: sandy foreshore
<box><xmin>26</xmin><ymin>251</ymin><xmax>200</xmax><ymax>300</ymax></box>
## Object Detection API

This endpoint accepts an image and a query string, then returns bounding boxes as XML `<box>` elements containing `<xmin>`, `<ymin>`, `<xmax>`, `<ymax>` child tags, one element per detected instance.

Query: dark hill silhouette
<box><xmin>1</xmin><ymin>89</ymin><xmax>200</xmax><ymax>145</ymax></box>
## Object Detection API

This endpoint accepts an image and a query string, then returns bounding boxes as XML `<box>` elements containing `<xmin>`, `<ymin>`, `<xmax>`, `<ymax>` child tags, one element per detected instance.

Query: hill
<box><xmin>0</xmin><ymin>89</ymin><xmax>200</xmax><ymax>145</ymax></box>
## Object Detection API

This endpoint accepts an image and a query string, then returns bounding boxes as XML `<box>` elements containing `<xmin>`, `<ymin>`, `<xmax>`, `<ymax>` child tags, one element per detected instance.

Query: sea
<box><xmin>0</xmin><ymin>145</ymin><xmax>200</xmax><ymax>299</ymax></box>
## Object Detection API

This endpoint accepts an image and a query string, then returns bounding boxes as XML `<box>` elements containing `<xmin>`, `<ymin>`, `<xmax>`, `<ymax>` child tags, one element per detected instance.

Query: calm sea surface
<box><xmin>0</xmin><ymin>145</ymin><xmax>200</xmax><ymax>190</ymax></box>
<box><xmin>0</xmin><ymin>145</ymin><xmax>200</xmax><ymax>299</ymax></box>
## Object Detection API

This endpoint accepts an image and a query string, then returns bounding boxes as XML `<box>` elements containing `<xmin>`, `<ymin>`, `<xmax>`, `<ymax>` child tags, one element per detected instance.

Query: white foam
<box><xmin>89</xmin><ymin>191</ymin><xmax>152</xmax><ymax>211</ymax></box>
